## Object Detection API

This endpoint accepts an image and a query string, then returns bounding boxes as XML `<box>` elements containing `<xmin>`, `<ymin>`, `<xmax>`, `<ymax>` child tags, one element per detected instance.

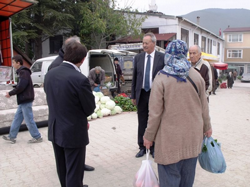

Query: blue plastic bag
<box><xmin>198</xmin><ymin>137</ymin><xmax>226</xmax><ymax>173</ymax></box>
<box><xmin>93</xmin><ymin>85</ymin><xmax>101</xmax><ymax>92</ymax></box>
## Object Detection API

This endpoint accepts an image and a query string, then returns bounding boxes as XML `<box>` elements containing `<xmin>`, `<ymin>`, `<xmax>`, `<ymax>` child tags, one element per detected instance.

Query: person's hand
<box><xmin>131</xmin><ymin>99</ymin><xmax>136</xmax><ymax>105</ymax></box>
<box><xmin>204</xmin><ymin>128</ymin><xmax>212</xmax><ymax>137</ymax></box>
<box><xmin>100</xmin><ymin>86</ymin><xmax>102</xmax><ymax>90</ymax></box>
<box><xmin>87</xmin><ymin>123</ymin><xmax>90</xmax><ymax>130</ymax></box>
<box><xmin>5</xmin><ymin>92</ymin><xmax>10</xmax><ymax>98</ymax></box>
<box><xmin>143</xmin><ymin>136</ymin><xmax>153</xmax><ymax>149</ymax></box>
<box><xmin>94</xmin><ymin>83</ymin><xmax>98</xmax><ymax>87</ymax></box>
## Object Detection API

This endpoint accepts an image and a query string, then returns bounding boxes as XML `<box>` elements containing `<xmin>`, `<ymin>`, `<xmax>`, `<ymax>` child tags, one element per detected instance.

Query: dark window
<box><xmin>50</xmin><ymin>35</ymin><xmax>63</xmax><ymax>54</ymax></box>
<box><xmin>194</xmin><ymin>33</ymin><xmax>199</xmax><ymax>45</ymax></box>
<box><xmin>207</xmin><ymin>39</ymin><xmax>212</xmax><ymax>54</ymax></box>
<box><xmin>31</xmin><ymin>61</ymin><xmax>42</xmax><ymax>72</ymax></box>
<box><xmin>181</xmin><ymin>28</ymin><xmax>189</xmax><ymax>46</ymax></box>
<box><xmin>141</xmin><ymin>28</ymin><xmax>159</xmax><ymax>34</ymax></box>
<box><xmin>201</xmin><ymin>36</ymin><xmax>206</xmax><ymax>52</ymax></box>
<box><xmin>217</xmin><ymin>42</ymin><xmax>220</xmax><ymax>55</ymax></box>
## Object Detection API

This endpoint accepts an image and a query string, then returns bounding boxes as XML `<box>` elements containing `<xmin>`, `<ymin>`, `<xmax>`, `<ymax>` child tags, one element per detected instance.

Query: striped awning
<box><xmin>0</xmin><ymin>0</ymin><xmax>37</xmax><ymax>18</ymax></box>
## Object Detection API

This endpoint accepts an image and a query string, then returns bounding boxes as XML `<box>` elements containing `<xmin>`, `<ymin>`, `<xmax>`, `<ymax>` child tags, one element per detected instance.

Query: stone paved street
<box><xmin>1</xmin><ymin>80</ymin><xmax>250</xmax><ymax>187</ymax></box>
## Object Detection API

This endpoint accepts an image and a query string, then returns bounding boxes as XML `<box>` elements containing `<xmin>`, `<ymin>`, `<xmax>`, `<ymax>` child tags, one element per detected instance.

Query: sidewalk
<box><xmin>1</xmin><ymin>80</ymin><xmax>250</xmax><ymax>187</ymax></box>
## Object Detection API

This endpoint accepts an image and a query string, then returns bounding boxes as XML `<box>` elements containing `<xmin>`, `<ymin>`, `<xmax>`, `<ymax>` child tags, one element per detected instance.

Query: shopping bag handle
<box><xmin>146</xmin><ymin>149</ymin><xmax>150</xmax><ymax>160</ymax></box>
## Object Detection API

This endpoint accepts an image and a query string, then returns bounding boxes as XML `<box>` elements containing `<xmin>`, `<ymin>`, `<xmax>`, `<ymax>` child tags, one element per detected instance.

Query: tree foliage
<box><xmin>11</xmin><ymin>0</ymin><xmax>145</xmax><ymax>59</ymax></box>
<box><xmin>79</xmin><ymin>0</ymin><xmax>145</xmax><ymax>48</ymax></box>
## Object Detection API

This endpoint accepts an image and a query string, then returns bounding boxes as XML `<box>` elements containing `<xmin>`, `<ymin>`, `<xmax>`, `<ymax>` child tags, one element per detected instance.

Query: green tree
<box><xmin>12</xmin><ymin>0</ymin><xmax>74</xmax><ymax>60</ymax></box>
<box><xmin>12</xmin><ymin>0</ymin><xmax>145</xmax><ymax>59</ymax></box>
<box><xmin>79</xmin><ymin>0</ymin><xmax>145</xmax><ymax>48</ymax></box>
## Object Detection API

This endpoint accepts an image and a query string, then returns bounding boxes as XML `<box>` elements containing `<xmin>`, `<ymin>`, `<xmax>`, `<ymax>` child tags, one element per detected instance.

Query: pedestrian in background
<box><xmin>3</xmin><ymin>55</ymin><xmax>42</xmax><ymax>144</ymax></box>
<box><xmin>131</xmin><ymin>32</ymin><xmax>165</xmax><ymax>158</ymax></box>
<box><xmin>227</xmin><ymin>71</ymin><xmax>234</xmax><ymax>88</ymax></box>
<box><xmin>213</xmin><ymin>65</ymin><xmax>218</xmax><ymax>94</ymax></box>
<box><xmin>143</xmin><ymin>40</ymin><xmax>212</xmax><ymax>187</ymax></box>
<box><xmin>114</xmin><ymin>57</ymin><xmax>123</xmax><ymax>93</ymax></box>
<box><xmin>233</xmin><ymin>70</ymin><xmax>237</xmax><ymax>81</ymax></box>
<box><xmin>44</xmin><ymin>41</ymin><xmax>95</xmax><ymax>187</ymax></box>
<box><xmin>210</xmin><ymin>65</ymin><xmax>218</xmax><ymax>95</ymax></box>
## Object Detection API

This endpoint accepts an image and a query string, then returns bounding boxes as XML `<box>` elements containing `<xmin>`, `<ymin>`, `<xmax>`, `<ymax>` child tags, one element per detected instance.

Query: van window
<box><xmin>31</xmin><ymin>61</ymin><xmax>42</xmax><ymax>72</ymax></box>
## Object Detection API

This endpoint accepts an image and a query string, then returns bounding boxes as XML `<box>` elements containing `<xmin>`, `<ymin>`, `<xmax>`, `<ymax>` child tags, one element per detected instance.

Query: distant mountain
<box><xmin>182</xmin><ymin>8</ymin><xmax>250</xmax><ymax>36</ymax></box>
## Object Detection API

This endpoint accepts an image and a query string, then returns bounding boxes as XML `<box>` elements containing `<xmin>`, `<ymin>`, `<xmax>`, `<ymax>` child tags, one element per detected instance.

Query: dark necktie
<box><xmin>144</xmin><ymin>55</ymin><xmax>151</xmax><ymax>92</ymax></box>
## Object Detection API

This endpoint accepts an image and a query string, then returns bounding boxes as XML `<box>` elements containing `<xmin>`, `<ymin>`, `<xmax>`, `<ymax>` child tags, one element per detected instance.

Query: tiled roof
<box><xmin>109</xmin><ymin>33</ymin><xmax>176</xmax><ymax>43</ymax></box>
<box><xmin>224</xmin><ymin>27</ymin><xmax>250</xmax><ymax>32</ymax></box>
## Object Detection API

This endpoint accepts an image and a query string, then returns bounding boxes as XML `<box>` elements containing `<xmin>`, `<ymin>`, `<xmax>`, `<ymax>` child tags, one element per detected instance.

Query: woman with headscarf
<box><xmin>143</xmin><ymin>40</ymin><xmax>212</xmax><ymax>187</ymax></box>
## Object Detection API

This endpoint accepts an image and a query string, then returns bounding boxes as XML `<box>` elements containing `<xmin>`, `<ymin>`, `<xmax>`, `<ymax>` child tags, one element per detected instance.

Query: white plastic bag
<box><xmin>133</xmin><ymin>150</ymin><xmax>159</xmax><ymax>187</ymax></box>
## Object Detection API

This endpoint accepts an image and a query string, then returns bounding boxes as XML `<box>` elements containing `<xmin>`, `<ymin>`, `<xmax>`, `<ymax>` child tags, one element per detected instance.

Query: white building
<box><xmin>111</xmin><ymin>11</ymin><xmax>224</xmax><ymax>62</ymax></box>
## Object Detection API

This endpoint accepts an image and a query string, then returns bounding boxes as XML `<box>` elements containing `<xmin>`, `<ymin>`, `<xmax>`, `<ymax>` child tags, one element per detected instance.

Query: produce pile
<box><xmin>113</xmin><ymin>93</ymin><xmax>137</xmax><ymax>112</ymax></box>
<box><xmin>87</xmin><ymin>91</ymin><xmax>123</xmax><ymax>120</ymax></box>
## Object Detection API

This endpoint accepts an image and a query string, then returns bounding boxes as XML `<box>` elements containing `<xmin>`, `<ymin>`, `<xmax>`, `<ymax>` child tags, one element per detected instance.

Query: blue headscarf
<box><xmin>161</xmin><ymin>40</ymin><xmax>191</xmax><ymax>82</ymax></box>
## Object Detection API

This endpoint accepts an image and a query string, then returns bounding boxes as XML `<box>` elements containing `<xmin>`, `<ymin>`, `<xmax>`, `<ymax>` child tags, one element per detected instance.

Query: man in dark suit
<box><xmin>48</xmin><ymin>35</ymin><xmax>95</xmax><ymax>172</ymax></box>
<box><xmin>44</xmin><ymin>41</ymin><xmax>95</xmax><ymax>187</ymax></box>
<box><xmin>131</xmin><ymin>32</ymin><xmax>165</xmax><ymax>158</ymax></box>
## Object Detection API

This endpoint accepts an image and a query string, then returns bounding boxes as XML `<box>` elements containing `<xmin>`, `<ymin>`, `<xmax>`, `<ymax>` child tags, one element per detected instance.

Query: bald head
<box><xmin>189</xmin><ymin>45</ymin><xmax>202</xmax><ymax>66</ymax></box>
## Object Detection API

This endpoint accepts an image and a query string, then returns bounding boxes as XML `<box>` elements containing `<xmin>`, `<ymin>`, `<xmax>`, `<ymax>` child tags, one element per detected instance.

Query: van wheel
<box><xmin>33</xmin><ymin>84</ymin><xmax>40</xmax><ymax>88</ymax></box>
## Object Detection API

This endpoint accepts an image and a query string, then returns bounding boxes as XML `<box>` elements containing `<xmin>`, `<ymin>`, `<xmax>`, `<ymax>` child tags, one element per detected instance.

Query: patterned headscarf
<box><xmin>162</xmin><ymin>40</ymin><xmax>191</xmax><ymax>81</ymax></box>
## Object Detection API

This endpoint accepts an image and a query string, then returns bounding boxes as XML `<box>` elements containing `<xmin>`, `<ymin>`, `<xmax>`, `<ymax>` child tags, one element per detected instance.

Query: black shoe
<box><xmin>84</xmin><ymin>164</ymin><xmax>95</xmax><ymax>171</ymax></box>
<box><xmin>150</xmin><ymin>151</ymin><xmax>154</xmax><ymax>158</ymax></box>
<box><xmin>135</xmin><ymin>149</ymin><xmax>146</xmax><ymax>158</ymax></box>
<box><xmin>83</xmin><ymin>185</ymin><xmax>88</xmax><ymax>187</ymax></box>
<box><xmin>213</xmin><ymin>92</ymin><xmax>216</xmax><ymax>95</ymax></box>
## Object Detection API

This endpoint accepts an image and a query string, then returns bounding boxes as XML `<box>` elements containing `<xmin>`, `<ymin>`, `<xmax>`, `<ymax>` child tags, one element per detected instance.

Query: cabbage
<box><xmin>105</xmin><ymin>100</ymin><xmax>116</xmax><ymax>110</ymax></box>
<box><xmin>96</xmin><ymin>110</ymin><xmax>103</xmax><ymax>118</ymax></box>
<box><xmin>95</xmin><ymin>96</ymin><xmax>100</xmax><ymax>103</ymax></box>
<box><xmin>100</xmin><ymin>96</ymin><xmax>110</xmax><ymax>104</ymax></box>
<box><xmin>100</xmin><ymin>104</ymin><xmax>106</xmax><ymax>109</ymax></box>
<box><xmin>87</xmin><ymin>115</ymin><xmax>91</xmax><ymax>120</ymax></box>
<box><xmin>114</xmin><ymin>106</ymin><xmax>122</xmax><ymax>114</ymax></box>
<box><xmin>91</xmin><ymin>113</ymin><xmax>97</xmax><ymax>119</ymax></box>
<box><xmin>101</xmin><ymin>108</ymin><xmax>111</xmax><ymax>116</ymax></box>
<box><xmin>96</xmin><ymin>92</ymin><xmax>104</xmax><ymax>98</ymax></box>
<box><xmin>111</xmin><ymin>109</ymin><xmax>117</xmax><ymax>115</ymax></box>
<box><xmin>94</xmin><ymin>105</ymin><xmax>100</xmax><ymax>112</ymax></box>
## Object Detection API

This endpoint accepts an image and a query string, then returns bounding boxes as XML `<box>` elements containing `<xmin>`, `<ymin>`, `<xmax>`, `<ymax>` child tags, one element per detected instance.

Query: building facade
<box><xmin>223</xmin><ymin>27</ymin><xmax>250</xmax><ymax>75</ymax></box>
<box><xmin>110</xmin><ymin>12</ymin><xmax>224</xmax><ymax>62</ymax></box>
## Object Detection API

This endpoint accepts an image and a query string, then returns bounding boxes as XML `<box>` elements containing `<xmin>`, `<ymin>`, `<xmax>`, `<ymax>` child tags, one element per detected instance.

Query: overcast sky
<box><xmin>117</xmin><ymin>0</ymin><xmax>250</xmax><ymax>16</ymax></box>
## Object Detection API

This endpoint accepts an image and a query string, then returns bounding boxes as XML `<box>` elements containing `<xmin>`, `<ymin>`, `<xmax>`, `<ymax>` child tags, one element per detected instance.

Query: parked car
<box><xmin>30</xmin><ymin>56</ymin><xmax>56</xmax><ymax>87</ymax></box>
<box><xmin>241</xmin><ymin>73</ymin><xmax>250</xmax><ymax>82</ymax></box>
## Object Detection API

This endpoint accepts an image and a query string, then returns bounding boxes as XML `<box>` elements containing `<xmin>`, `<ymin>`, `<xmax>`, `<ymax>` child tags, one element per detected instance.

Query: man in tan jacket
<box><xmin>144</xmin><ymin>40</ymin><xmax>212</xmax><ymax>187</ymax></box>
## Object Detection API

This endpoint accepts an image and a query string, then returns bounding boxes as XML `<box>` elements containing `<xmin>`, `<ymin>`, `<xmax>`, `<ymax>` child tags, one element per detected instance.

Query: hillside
<box><xmin>182</xmin><ymin>8</ymin><xmax>250</xmax><ymax>36</ymax></box>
